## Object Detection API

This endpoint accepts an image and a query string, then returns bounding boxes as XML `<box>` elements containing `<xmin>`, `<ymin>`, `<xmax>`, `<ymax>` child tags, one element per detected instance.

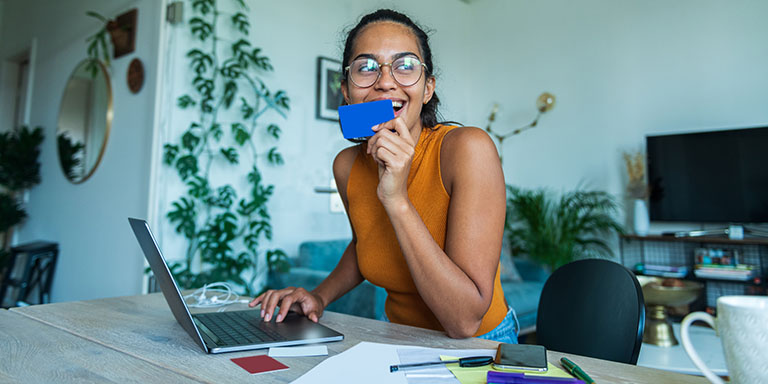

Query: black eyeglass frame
<box><xmin>344</xmin><ymin>57</ymin><xmax>429</xmax><ymax>88</ymax></box>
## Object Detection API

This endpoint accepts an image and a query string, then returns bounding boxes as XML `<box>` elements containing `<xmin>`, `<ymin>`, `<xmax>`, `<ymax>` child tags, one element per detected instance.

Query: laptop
<box><xmin>128</xmin><ymin>218</ymin><xmax>343</xmax><ymax>354</ymax></box>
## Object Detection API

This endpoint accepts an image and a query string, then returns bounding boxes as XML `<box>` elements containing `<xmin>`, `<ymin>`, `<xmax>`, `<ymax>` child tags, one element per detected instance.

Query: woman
<box><xmin>250</xmin><ymin>9</ymin><xmax>516</xmax><ymax>343</ymax></box>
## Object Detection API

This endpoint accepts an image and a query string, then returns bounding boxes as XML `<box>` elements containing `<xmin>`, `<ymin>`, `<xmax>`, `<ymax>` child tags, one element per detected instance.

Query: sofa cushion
<box><xmin>297</xmin><ymin>239</ymin><xmax>349</xmax><ymax>271</ymax></box>
<box><xmin>502</xmin><ymin>280</ymin><xmax>545</xmax><ymax>333</ymax></box>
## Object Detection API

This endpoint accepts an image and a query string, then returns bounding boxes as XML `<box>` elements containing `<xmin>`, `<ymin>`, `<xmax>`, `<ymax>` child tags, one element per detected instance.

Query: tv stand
<box><xmin>670</xmin><ymin>225</ymin><xmax>768</xmax><ymax>239</ymax></box>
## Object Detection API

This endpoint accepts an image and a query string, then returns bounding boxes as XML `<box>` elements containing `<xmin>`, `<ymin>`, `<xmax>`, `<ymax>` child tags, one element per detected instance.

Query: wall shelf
<box><xmin>620</xmin><ymin>234</ymin><xmax>768</xmax><ymax>311</ymax></box>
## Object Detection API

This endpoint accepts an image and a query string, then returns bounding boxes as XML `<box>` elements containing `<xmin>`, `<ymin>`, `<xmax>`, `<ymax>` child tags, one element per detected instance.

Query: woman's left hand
<box><xmin>367</xmin><ymin>116</ymin><xmax>415</xmax><ymax>208</ymax></box>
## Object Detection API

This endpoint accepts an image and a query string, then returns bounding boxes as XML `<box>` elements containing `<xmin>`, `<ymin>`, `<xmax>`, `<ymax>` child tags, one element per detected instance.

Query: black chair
<box><xmin>0</xmin><ymin>241</ymin><xmax>59</xmax><ymax>308</ymax></box>
<box><xmin>536</xmin><ymin>259</ymin><xmax>645</xmax><ymax>364</ymax></box>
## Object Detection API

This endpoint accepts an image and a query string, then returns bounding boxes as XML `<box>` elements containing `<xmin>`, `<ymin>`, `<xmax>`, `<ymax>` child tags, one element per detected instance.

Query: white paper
<box><xmin>268</xmin><ymin>345</ymin><xmax>328</xmax><ymax>357</ymax></box>
<box><xmin>397</xmin><ymin>347</ymin><xmax>496</xmax><ymax>384</ymax></box>
<box><xmin>290</xmin><ymin>341</ymin><xmax>494</xmax><ymax>384</ymax></box>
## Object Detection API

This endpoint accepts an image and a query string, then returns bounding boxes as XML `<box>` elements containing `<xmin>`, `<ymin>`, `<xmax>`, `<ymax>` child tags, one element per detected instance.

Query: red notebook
<box><xmin>231</xmin><ymin>355</ymin><xmax>289</xmax><ymax>375</ymax></box>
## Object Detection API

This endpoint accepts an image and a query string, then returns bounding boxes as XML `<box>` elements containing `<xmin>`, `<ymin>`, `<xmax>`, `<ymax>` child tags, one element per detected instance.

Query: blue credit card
<box><xmin>338</xmin><ymin>100</ymin><xmax>395</xmax><ymax>140</ymax></box>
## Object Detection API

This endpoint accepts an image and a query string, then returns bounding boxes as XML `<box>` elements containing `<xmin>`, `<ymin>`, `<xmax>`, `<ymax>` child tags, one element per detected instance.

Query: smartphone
<box><xmin>338</xmin><ymin>100</ymin><xmax>394</xmax><ymax>140</ymax></box>
<box><xmin>492</xmin><ymin>343</ymin><xmax>548</xmax><ymax>372</ymax></box>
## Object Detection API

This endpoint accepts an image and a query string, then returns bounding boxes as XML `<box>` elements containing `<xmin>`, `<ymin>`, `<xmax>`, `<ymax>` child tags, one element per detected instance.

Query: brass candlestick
<box><xmin>641</xmin><ymin>278</ymin><xmax>703</xmax><ymax>347</ymax></box>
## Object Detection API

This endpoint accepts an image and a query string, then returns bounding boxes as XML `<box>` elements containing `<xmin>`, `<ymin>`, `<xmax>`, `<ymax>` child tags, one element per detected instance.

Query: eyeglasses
<box><xmin>345</xmin><ymin>56</ymin><xmax>428</xmax><ymax>88</ymax></box>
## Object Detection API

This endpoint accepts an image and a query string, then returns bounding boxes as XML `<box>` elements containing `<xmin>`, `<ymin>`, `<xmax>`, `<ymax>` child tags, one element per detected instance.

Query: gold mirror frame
<box><xmin>56</xmin><ymin>59</ymin><xmax>113</xmax><ymax>184</ymax></box>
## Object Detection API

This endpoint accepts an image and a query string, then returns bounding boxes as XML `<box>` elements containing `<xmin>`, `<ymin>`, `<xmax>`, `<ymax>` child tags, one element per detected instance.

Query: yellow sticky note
<box><xmin>439</xmin><ymin>355</ymin><xmax>572</xmax><ymax>384</ymax></box>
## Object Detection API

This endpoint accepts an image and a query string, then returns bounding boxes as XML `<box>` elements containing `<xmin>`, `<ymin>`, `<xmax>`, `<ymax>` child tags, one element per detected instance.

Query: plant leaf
<box><xmin>220</xmin><ymin>147</ymin><xmax>239</xmax><ymax>164</ymax></box>
<box><xmin>267</xmin><ymin>147</ymin><xmax>283</xmax><ymax>165</ymax></box>
<box><xmin>163</xmin><ymin>144</ymin><xmax>179</xmax><ymax>166</ymax></box>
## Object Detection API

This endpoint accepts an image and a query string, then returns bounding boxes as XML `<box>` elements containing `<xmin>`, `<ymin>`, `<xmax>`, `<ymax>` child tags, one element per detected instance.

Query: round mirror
<box><xmin>57</xmin><ymin>59</ymin><xmax>112</xmax><ymax>183</ymax></box>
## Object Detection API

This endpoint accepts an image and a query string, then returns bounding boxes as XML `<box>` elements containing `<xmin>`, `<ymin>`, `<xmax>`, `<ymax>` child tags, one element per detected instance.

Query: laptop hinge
<box><xmin>193</xmin><ymin>316</ymin><xmax>221</xmax><ymax>349</ymax></box>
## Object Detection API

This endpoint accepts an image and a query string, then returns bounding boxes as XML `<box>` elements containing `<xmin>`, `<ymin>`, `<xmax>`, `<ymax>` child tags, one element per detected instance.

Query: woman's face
<box><xmin>342</xmin><ymin>21</ymin><xmax>435</xmax><ymax>134</ymax></box>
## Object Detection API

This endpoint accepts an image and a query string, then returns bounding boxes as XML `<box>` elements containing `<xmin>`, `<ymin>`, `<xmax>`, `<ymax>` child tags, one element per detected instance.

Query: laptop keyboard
<box><xmin>194</xmin><ymin>310</ymin><xmax>286</xmax><ymax>346</ymax></box>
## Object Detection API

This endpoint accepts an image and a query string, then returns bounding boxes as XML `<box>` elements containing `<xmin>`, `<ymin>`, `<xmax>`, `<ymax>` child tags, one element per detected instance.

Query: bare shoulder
<box><xmin>440</xmin><ymin>127</ymin><xmax>502</xmax><ymax>194</ymax></box>
<box><xmin>441</xmin><ymin>126</ymin><xmax>498</xmax><ymax>163</ymax></box>
<box><xmin>333</xmin><ymin>145</ymin><xmax>361</xmax><ymax>178</ymax></box>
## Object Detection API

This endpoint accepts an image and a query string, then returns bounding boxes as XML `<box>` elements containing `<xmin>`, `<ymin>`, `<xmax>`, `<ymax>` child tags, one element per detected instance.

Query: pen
<box><xmin>389</xmin><ymin>355</ymin><xmax>493</xmax><ymax>372</ymax></box>
<box><xmin>560</xmin><ymin>357</ymin><xmax>595</xmax><ymax>384</ymax></box>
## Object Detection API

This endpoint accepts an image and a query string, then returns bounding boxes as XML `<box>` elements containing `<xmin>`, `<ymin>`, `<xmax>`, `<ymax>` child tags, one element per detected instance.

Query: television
<box><xmin>646</xmin><ymin>126</ymin><xmax>768</xmax><ymax>223</ymax></box>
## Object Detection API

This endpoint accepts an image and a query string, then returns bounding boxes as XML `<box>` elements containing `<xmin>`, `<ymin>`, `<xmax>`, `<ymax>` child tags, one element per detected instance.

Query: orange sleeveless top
<box><xmin>347</xmin><ymin>124</ymin><xmax>507</xmax><ymax>336</ymax></box>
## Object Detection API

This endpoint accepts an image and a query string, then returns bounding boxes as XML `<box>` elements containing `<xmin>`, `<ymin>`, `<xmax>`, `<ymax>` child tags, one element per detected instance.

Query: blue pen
<box><xmin>487</xmin><ymin>371</ymin><xmax>585</xmax><ymax>384</ymax></box>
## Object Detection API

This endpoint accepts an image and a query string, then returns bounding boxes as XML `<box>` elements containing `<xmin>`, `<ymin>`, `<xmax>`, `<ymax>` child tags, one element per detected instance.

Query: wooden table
<box><xmin>3</xmin><ymin>293</ymin><xmax>707</xmax><ymax>383</ymax></box>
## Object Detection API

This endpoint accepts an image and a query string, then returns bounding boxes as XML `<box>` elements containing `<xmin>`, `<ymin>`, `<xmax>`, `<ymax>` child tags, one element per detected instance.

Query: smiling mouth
<box><xmin>392</xmin><ymin>100</ymin><xmax>404</xmax><ymax>114</ymax></box>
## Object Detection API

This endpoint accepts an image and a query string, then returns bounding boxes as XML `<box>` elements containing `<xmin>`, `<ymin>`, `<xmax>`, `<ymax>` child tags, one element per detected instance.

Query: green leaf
<box><xmin>267</xmin><ymin>147</ymin><xmax>283</xmax><ymax>165</ymax></box>
<box><xmin>177</xmin><ymin>95</ymin><xmax>197</xmax><ymax>108</ymax></box>
<box><xmin>0</xmin><ymin>126</ymin><xmax>44</xmax><ymax>191</ymax></box>
<box><xmin>273</xmin><ymin>90</ymin><xmax>290</xmax><ymax>111</ymax></box>
<box><xmin>221</xmin><ymin>60</ymin><xmax>243</xmax><ymax>79</ymax></box>
<box><xmin>237</xmin><ymin>199</ymin><xmax>257</xmax><ymax>216</ymax></box>
<box><xmin>251</xmin><ymin>48</ymin><xmax>273</xmax><ymax>71</ymax></box>
<box><xmin>210</xmin><ymin>123</ymin><xmax>223</xmax><ymax>141</ymax></box>
<box><xmin>190</xmin><ymin>17</ymin><xmax>213</xmax><ymax>41</ymax></box>
<box><xmin>0</xmin><ymin>192</ymin><xmax>26</xmax><ymax>233</ymax></box>
<box><xmin>220</xmin><ymin>147</ymin><xmax>239</xmax><ymax>164</ymax></box>
<box><xmin>266</xmin><ymin>124</ymin><xmax>281</xmax><ymax>140</ymax></box>
<box><xmin>182</xmin><ymin>131</ymin><xmax>201</xmax><ymax>151</ymax></box>
<box><xmin>201</xmin><ymin>97</ymin><xmax>214</xmax><ymax>113</ymax></box>
<box><xmin>222</xmin><ymin>81</ymin><xmax>237</xmax><ymax>108</ymax></box>
<box><xmin>186</xmin><ymin>176</ymin><xmax>211</xmax><ymax>199</ymax></box>
<box><xmin>167</xmin><ymin>197</ymin><xmax>196</xmax><ymax>239</ymax></box>
<box><xmin>214</xmin><ymin>186</ymin><xmax>236</xmax><ymax>208</ymax></box>
<box><xmin>231</xmin><ymin>123</ymin><xmax>250</xmax><ymax>146</ymax></box>
<box><xmin>267</xmin><ymin>249</ymin><xmax>291</xmax><ymax>273</ymax></box>
<box><xmin>231</xmin><ymin>12</ymin><xmax>249</xmax><ymax>34</ymax></box>
<box><xmin>175</xmin><ymin>155</ymin><xmax>198</xmax><ymax>180</ymax></box>
<box><xmin>163</xmin><ymin>144</ymin><xmax>179</xmax><ymax>166</ymax></box>
<box><xmin>188</xmin><ymin>50</ymin><xmax>214</xmax><ymax>75</ymax></box>
<box><xmin>191</xmin><ymin>0</ymin><xmax>214</xmax><ymax>15</ymax></box>
<box><xmin>193</xmin><ymin>76</ymin><xmax>214</xmax><ymax>96</ymax></box>
<box><xmin>240</xmin><ymin>98</ymin><xmax>254</xmax><ymax>119</ymax></box>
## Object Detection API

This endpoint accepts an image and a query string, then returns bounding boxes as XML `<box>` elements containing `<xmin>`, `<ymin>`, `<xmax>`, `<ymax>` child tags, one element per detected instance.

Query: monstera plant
<box><xmin>162</xmin><ymin>0</ymin><xmax>290</xmax><ymax>295</ymax></box>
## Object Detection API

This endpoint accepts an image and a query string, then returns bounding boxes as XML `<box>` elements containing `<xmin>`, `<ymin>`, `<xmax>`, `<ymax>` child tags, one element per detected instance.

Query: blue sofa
<box><xmin>267</xmin><ymin>239</ymin><xmax>548</xmax><ymax>337</ymax></box>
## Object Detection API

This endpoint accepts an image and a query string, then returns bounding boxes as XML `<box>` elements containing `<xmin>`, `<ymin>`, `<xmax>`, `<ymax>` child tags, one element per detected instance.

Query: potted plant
<box><xmin>504</xmin><ymin>185</ymin><xmax>624</xmax><ymax>271</ymax></box>
<box><xmin>0</xmin><ymin>126</ymin><xmax>44</xmax><ymax>268</ymax></box>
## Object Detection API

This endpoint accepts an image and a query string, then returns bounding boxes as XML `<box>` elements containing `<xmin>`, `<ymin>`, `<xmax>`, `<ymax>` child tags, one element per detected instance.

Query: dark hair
<box><xmin>341</xmin><ymin>9</ymin><xmax>441</xmax><ymax>130</ymax></box>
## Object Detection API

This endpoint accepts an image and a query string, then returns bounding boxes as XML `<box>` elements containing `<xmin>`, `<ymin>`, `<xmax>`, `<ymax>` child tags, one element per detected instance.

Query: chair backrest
<box><xmin>536</xmin><ymin>259</ymin><xmax>645</xmax><ymax>365</ymax></box>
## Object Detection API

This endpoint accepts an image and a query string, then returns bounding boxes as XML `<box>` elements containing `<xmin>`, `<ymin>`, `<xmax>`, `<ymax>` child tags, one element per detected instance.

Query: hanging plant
<box><xmin>162</xmin><ymin>0</ymin><xmax>290</xmax><ymax>295</ymax></box>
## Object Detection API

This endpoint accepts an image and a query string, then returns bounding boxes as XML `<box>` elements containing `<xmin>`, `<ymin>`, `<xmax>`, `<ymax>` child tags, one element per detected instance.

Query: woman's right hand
<box><xmin>248</xmin><ymin>287</ymin><xmax>325</xmax><ymax>323</ymax></box>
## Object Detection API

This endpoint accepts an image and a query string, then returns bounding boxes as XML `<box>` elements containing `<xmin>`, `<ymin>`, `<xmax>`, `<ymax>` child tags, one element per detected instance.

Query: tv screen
<box><xmin>647</xmin><ymin>126</ymin><xmax>768</xmax><ymax>223</ymax></box>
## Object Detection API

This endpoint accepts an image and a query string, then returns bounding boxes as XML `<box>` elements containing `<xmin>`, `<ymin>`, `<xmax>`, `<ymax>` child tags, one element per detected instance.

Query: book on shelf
<box><xmin>693</xmin><ymin>264</ymin><xmax>758</xmax><ymax>281</ymax></box>
<box><xmin>636</xmin><ymin>263</ymin><xmax>688</xmax><ymax>278</ymax></box>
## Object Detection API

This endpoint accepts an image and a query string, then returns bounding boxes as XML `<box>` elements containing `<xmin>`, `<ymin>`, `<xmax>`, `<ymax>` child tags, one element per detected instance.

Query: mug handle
<box><xmin>681</xmin><ymin>312</ymin><xmax>723</xmax><ymax>384</ymax></box>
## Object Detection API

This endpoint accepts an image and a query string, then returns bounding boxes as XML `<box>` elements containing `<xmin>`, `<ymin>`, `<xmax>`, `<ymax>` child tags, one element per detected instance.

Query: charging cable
<box><xmin>183</xmin><ymin>282</ymin><xmax>251</xmax><ymax>310</ymax></box>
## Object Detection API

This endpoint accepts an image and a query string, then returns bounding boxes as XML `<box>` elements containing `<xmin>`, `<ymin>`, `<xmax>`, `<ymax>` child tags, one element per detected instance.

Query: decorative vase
<box><xmin>633</xmin><ymin>199</ymin><xmax>650</xmax><ymax>236</ymax></box>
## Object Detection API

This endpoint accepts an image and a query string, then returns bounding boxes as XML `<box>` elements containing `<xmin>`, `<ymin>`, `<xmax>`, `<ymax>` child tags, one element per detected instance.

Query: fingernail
<box><xmin>260</xmin><ymin>310</ymin><xmax>264</xmax><ymax>317</ymax></box>
<box><xmin>276</xmin><ymin>314</ymin><xmax>283</xmax><ymax>322</ymax></box>
<box><xmin>265</xmin><ymin>313</ymin><xmax>271</xmax><ymax>321</ymax></box>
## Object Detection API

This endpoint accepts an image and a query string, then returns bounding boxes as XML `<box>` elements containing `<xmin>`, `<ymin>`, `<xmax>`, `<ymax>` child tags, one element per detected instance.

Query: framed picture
<box><xmin>316</xmin><ymin>56</ymin><xmax>344</xmax><ymax>121</ymax></box>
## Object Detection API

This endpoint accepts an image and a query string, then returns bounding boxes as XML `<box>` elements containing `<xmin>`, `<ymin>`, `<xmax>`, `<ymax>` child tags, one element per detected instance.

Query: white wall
<box><xmin>1</xmin><ymin>0</ymin><xmax>164</xmax><ymax>302</ymax></box>
<box><xmin>3</xmin><ymin>0</ymin><xmax>767</xmax><ymax>302</ymax></box>
<box><xmin>151</xmin><ymin>0</ymin><xmax>475</xmax><ymax>287</ymax></box>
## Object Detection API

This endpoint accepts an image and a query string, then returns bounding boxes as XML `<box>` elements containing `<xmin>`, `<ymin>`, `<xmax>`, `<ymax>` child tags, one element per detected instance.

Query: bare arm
<box><xmin>250</xmin><ymin>146</ymin><xmax>365</xmax><ymax>322</ymax></box>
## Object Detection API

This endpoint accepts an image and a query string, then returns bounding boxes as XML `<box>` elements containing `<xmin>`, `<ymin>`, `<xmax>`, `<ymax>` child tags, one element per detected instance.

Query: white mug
<box><xmin>681</xmin><ymin>295</ymin><xmax>768</xmax><ymax>384</ymax></box>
